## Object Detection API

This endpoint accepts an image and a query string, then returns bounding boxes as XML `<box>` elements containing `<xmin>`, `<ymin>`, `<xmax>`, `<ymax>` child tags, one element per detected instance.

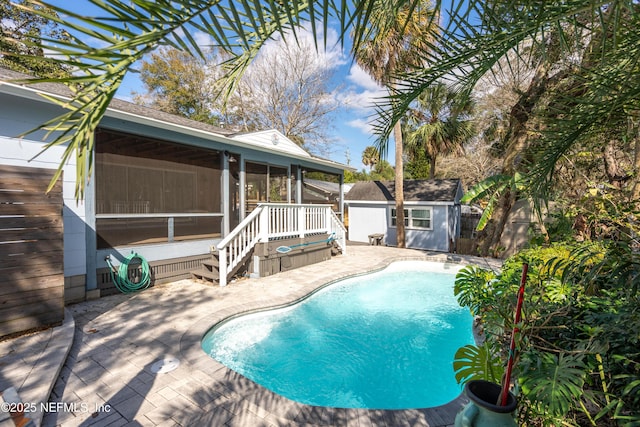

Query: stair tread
<box><xmin>202</xmin><ymin>258</ymin><xmax>219</xmax><ymax>268</ymax></box>
<box><xmin>191</xmin><ymin>268</ymin><xmax>219</xmax><ymax>280</ymax></box>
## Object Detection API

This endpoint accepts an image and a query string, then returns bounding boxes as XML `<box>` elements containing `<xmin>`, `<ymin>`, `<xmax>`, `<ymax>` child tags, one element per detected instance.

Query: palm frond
<box><xmin>372</xmin><ymin>0</ymin><xmax>632</xmax><ymax>160</ymax></box>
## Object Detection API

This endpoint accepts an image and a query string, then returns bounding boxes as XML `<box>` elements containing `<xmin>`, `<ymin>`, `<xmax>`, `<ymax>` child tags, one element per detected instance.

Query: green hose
<box><xmin>106</xmin><ymin>252</ymin><xmax>151</xmax><ymax>293</ymax></box>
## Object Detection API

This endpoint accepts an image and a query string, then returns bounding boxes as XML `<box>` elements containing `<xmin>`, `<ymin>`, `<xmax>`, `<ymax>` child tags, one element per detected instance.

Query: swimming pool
<box><xmin>201</xmin><ymin>260</ymin><xmax>474</xmax><ymax>409</ymax></box>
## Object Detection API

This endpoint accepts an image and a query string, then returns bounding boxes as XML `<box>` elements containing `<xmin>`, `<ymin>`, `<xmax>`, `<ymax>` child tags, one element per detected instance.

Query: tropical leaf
<box><xmin>453</xmin><ymin>342</ymin><xmax>504</xmax><ymax>385</ymax></box>
<box><xmin>519</xmin><ymin>352</ymin><xmax>587</xmax><ymax>417</ymax></box>
<box><xmin>454</xmin><ymin>265</ymin><xmax>496</xmax><ymax>315</ymax></box>
<box><xmin>460</xmin><ymin>172</ymin><xmax>529</xmax><ymax>231</ymax></box>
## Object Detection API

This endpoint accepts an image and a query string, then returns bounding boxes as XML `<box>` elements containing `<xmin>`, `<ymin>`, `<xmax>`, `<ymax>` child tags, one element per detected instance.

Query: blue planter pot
<box><xmin>454</xmin><ymin>380</ymin><xmax>517</xmax><ymax>427</ymax></box>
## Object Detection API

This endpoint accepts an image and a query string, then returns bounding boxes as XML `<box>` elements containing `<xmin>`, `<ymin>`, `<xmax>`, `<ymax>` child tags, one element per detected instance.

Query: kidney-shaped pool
<box><xmin>201</xmin><ymin>260</ymin><xmax>474</xmax><ymax>409</ymax></box>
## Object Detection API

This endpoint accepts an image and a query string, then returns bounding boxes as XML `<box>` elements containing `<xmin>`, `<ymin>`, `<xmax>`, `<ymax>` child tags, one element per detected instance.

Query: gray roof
<box><xmin>346</xmin><ymin>179</ymin><xmax>462</xmax><ymax>202</ymax></box>
<box><xmin>0</xmin><ymin>67</ymin><xmax>235</xmax><ymax>136</ymax></box>
<box><xmin>0</xmin><ymin>68</ymin><xmax>352</xmax><ymax>171</ymax></box>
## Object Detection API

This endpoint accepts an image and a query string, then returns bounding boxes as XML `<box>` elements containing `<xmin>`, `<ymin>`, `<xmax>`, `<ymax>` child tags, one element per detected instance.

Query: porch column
<box><xmin>239</xmin><ymin>157</ymin><xmax>246</xmax><ymax>221</ymax></box>
<box><xmin>339</xmin><ymin>173</ymin><xmax>345</xmax><ymax>221</ymax></box>
<box><xmin>296</xmin><ymin>166</ymin><xmax>303</xmax><ymax>203</ymax></box>
<box><xmin>287</xmin><ymin>165</ymin><xmax>292</xmax><ymax>203</ymax></box>
<box><xmin>85</xmin><ymin>161</ymin><xmax>97</xmax><ymax>291</ymax></box>
<box><xmin>222</xmin><ymin>151</ymin><xmax>230</xmax><ymax>236</ymax></box>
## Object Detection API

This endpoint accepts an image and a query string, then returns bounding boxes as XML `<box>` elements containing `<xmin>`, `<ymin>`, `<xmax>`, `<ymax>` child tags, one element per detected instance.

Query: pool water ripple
<box><xmin>201</xmin><ymin>261</ymin><xmax>474</xmax><ymax>409</ymax></box>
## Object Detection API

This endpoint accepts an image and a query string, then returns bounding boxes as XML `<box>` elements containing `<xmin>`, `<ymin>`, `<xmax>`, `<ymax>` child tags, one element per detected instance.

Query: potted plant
<box><xmin>453</xmin><ymin>264</ymin><xmax>529</xmax><ymax>427</ymax></box>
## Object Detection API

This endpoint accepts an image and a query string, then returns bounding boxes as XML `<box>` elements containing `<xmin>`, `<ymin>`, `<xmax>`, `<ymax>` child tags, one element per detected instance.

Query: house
<box><xmin>0</xmin><ymin>68</ymin><xmax>350</xmax><ymax>315</ymax></box>
<box><xmin>345</xmin><ymin>179</ymin><xmax>463</xmax><ymax>252</ymax></box>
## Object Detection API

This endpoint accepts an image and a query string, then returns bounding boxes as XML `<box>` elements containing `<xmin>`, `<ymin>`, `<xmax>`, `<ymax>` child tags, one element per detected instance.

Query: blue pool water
<box><xmin>201</xmin><ymin>261</ymin><xmax>474</xmax><ymax>409</ymax></box>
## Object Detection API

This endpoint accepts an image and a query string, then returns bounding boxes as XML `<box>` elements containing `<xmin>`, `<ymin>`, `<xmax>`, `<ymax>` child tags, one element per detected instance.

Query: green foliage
<box><xmin>404</xmin><ymin>148</ymin><xmax>431</xmax><ymax>179</ymax></box>
<box><xmin>361</xmin><ymin>146</ymin><xmax>380</xmax><ymax>171</ymax></box>
<box><xmin>454</xmin><ymin>265</ymin><xmax>497</xmax><ymax>316</ymax></box>
<box><xmin>0</xmin><ymin>0</ymin><xmax>70</xmax><ymax>78</ymax></box>
<box><xmin>519</xmin><ymin>352</ymin><xmax>587</xmax><ymax>418</ymax></box>
<box><xmin>453</xmin><ymin>342</ymin><xmax>504</xmax><ymax>385</ymax></box>
<box><xmin>369</xmin><ymin>160</ymin><xmax>395</xmax><ymax>181</ymax></box>
<box><xmin>343</xmin><ymin>169</ymin><xmax>369</xmax><ymax>183</ymax></box>
<box><xmin>461</xmin><ymin>173</ymin><xmax>526</xmax><ymax>231</ymax></box>
<box><xmin>135</xmin><ymin>47</ymin><xmax>219</xmax><ymax>125</ymax></box>
<box><xmin>405</xmin><ymin>82</ymin><xmax>475</xmax><ymax>179</ymax></box>
<box><xmin>455</xmin><ymin>242</ymin><xmax>640</xmax><ymax>425</ymax></box>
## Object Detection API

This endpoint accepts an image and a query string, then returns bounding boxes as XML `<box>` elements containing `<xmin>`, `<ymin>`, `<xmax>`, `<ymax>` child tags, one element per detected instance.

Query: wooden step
<box><xmin>191</xmin><ymin>268</ymin><xmax>219</xmax><ymax>284</ymax></box>
<box><xmin>202</xmin><ymin>258</ymin><xmax>219</xmax><ymax>271</ymax></box>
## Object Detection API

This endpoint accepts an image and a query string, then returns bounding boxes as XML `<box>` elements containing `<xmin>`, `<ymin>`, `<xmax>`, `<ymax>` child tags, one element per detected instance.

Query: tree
<box><xmin>133</xmin><ymin>47</ymin><xmax>219</xmax><ymax>125</ymax></box>
<box><xmin>14</xmin><ymin>1</ymin><xmax>640</xmax><ymax>423</ymax></box>
<box><xmin>13</xmin><ymin>0</ymin><xmax>640</xmax><ymax>212</ymax></box>
<box><xmin>404</xmin><ymin>148</ymin><xmax>431</xmax><ymax>179</ymax></box>
<box><xmin>370</xmin><ymin>160</ymin><xmax>395</xmax><ymax>181</ymax></box>
<box><xmin>406</xmin><ymin>83</ymin><xmax>475</xmax><ymax>179</ymax></box>
<box><xmin>0</xmin><ymin>0</ymin><xmax>69</xmax><ymax>78</ymax></box>
<box><xmin>220</xmin><ymin>35</ymin><xmax>340</xmax><ymax>154</ymax></box>
<box><xmin>352</xmin><ymin>0</ymin><xmax>438</xmax><ymax>248</ymax></box>
<box><xmin>361</xmin><ymin>146</ymin><xmax>379</xmax><ymax>171</ymax></box>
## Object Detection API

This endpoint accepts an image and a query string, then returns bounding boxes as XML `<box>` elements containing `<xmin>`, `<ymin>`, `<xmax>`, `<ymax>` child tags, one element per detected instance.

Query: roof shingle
<box><xmin>346</xmin><ymin>179</ymin><xmax>461</xmax><ymax>202</ymax></box>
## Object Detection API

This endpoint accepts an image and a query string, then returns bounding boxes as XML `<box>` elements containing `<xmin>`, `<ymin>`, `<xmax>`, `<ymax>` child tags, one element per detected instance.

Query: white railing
<box><xmin>216</xmin><ymin>203</ymin><xmax>347</xmax><ymax>286</ymax></box>
<box><xmin>216</xmin><ymin>207</ymin><xmax>263</xmax><ymax>287</ymax></box>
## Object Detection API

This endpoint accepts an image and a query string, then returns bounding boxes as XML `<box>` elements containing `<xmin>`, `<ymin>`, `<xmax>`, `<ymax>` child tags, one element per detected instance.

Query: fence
<box><xmin>0</xmin><ymin>165</ymin><xmax>64</xmax><ymax>338</ymax></box>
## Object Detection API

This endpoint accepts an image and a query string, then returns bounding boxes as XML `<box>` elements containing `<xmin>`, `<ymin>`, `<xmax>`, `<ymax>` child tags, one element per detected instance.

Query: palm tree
<box><xmin>352</xmin><ymin>0</ymin><xmax>438</xmax><ymax>247</ymax></box>
<box><xmin>13</xmin><ymin>0</ymin><xmax>640</xmax><ymax>213</ymax></box>
<box><xmin>361</xmin><ymin>146</ymin><xmax>380</xmax><ymax>171</ymax></box>
<box><xmin>406</xmin><ymin>83</ymin><xmax>474</xmax><ymax>179</ymax></box>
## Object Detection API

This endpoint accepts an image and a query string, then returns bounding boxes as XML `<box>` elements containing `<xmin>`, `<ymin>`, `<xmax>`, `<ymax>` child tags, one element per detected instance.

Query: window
<box><xmin>391</xmin><ymin>207</ymin><xmax>432</xmax><ymax>230</ymax></box>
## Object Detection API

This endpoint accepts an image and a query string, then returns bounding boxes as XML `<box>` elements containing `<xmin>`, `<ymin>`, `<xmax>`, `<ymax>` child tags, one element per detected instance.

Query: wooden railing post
<box><xmin>259</xmin><ymin>204</ymin><xmax>269</xmax><ymax>241</ymax></box>
<box><xmin>298</xmin><ymin>205</ymin><xmax>306</xmax><ymax>238</ymax></box>
<box><xmin>325</xmin><ymin>206</ymin><xmax>332</xmax><ymax>235</ymax></box>
<box><xmin>218</xmin><ymin>246</ymin><xmax>228</xmax><ymax>286</ymax></box>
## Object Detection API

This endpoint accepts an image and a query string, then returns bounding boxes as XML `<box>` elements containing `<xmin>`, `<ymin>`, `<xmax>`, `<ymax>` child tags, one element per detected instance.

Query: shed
<box><xmin>345</xmin><ymin>179</ymin><xmax>463</xmax><ymax>252</ymax></box>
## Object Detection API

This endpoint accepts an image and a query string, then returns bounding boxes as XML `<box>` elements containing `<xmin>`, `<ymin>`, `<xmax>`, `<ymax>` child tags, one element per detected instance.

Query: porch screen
<box><xmin>245</xmin><ymin>163</ymin><xmax>289</xmax><ymax>216</ymax></box>
<box><xmin>95</xmin><ymin>129</ymin><xmax>223</xmax><ymax>248</ymax></box>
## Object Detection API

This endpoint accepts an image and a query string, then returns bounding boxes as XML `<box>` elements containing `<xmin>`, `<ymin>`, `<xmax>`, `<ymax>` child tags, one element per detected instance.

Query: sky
<box><xmin>122</xmin><ymin>27</ymin><xmax>388</xmax><ymax>171</ymax></box>
<box><xmin>44</xmin><ymin>1</ymin><xmax>393</xmax><ymax>172</ymax></box>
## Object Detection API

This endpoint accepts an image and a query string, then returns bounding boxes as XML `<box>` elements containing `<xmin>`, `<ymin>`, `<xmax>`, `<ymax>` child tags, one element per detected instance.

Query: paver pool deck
<box><xmin>1</xmin><ymin>246</ymin><xmax>502</xmax><ymax>427</ymax></box>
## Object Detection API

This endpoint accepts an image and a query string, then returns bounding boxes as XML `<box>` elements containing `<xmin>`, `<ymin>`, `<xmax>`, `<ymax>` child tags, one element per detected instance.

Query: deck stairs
<box><xmin>190</xmin><ymin>203</ymin><xmax>347</xmax><ymax>286</ymax></box>
<box><xmin>190</xmin><ymin>249</ymin><xmax>252</xmax><ymax>284</ymax></box>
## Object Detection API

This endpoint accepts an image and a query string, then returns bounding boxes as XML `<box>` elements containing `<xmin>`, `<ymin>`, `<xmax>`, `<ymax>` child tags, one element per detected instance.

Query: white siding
<box><xmin>347</xmin><ymin>202</ymin><xmax>453</xmax><ymax>251</ymax></box>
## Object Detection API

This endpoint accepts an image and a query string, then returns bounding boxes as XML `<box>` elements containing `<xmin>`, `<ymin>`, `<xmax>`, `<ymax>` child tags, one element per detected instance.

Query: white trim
<box><xmin>389</xmin><ymin>206</ymin><xmax>434</xmax><ymax>231</ymax></box>
<box><xmin>96</xmin><ymin>213</ymin><xmax>223</xmax><ymax>219</ymax></box>
<box><xmin>345</xmin><ymin>200</ymin><xmax>455</xmax><ymax>206</ymax></box>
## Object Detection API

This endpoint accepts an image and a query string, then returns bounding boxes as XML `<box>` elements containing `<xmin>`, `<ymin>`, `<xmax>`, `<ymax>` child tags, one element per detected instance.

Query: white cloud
<box><xmin>258</xmin><ymin>22</ymin><xmax>347</xmax><ymax>70</ymax></box>
<box><xmin>346</xmin><ymin>117</ymin><xmax>376</xmax><ymax>135</ymax></box>
<box><xmin>335</xmin><ymin>64</ymin><xmax>388</xmax><ymax>123</ymax></box>
<box><xmin>194</xmin><ymin>31</ymin><xmax>215</xmax><ymax>48</ymax></box>
<box><xmin>346</xmin><ymin>63</ymin><xmax>382</xmax><ymax>92</ymax></box>
<box><xmin>338</xmin><ymin>87</ymin><xmax>387</xmax><ymax>113</ymax></box>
